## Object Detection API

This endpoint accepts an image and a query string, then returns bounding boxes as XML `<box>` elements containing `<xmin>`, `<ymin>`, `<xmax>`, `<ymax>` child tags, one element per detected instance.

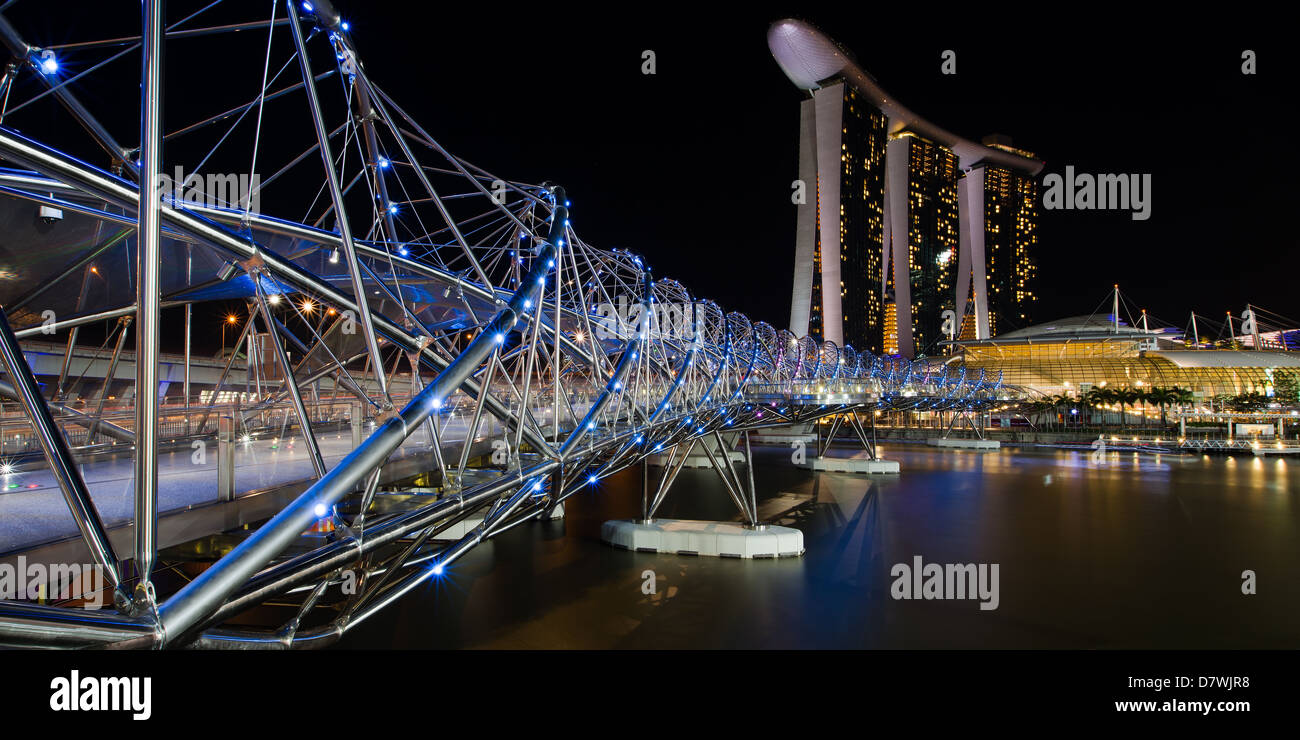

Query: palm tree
<box><xmin>1035</xmin><ymin>398</ymin><xmax>1057</xmax><ymax>429</ymax></box>
<box><xmin>1050</xmin><ymin>394</ymin><xmax>1071</xmax><ymax>429</ymax></box>
<box><xmin>1146</xmin><ymin>387</ymin><xmax>1178</xmax><ymax>428</ymax></box>
<box><xmin>1020</xmin><ymin>399</ymin><xmax>1045</xmax><ymax>427</ymax></box>
<box><xmin>1134</xmin><ymin>388</ymin><xmax>1152</xmax><ymax>428</ymax></box>
<box><xmin>1091</xmin><ymin>387</ymin><xmax>1119</xmax><ymax>427</ymax></box>
<box><xmin>1082</xmin><ymin>387</ymin><xmax>1108</xmax><ymax>427</ymax></box>
<box><xmin>1116</xmin><ymin>388</ymin><xmax>1142</xmax><ymax>429</ymax></box>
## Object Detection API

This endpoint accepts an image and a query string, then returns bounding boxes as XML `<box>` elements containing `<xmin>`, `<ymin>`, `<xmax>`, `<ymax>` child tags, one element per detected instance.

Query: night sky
<box><xmin>4</xmin><ymin>2</ymin><xmax>1298</xmax><ymax>351</ymax></box>
<box><xmin>333</xmin><ymin>2</ymin><xmax>1298</xmax><ymax>334</ymax></box>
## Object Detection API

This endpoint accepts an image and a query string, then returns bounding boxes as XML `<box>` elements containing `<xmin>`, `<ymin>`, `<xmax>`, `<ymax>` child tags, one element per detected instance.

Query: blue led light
<box><xmin>302</xmin><ymin>2</ymin><xmax>314</xmax><ymax>11</ymax></box>
<box><xmin>494</xmin><ymin>332</ymin><xmax>505</xmax><ymax>344</ymax></box>
<box><xmin>38</xmin><ymin>52</ymin><xmax>58</xmax><ymax>75</ymax></box>
<box><xmin>431</xmin><ymin>562</ymin><xmax>444</xmax><ymax>576</ymax></box>
<box><xmin>588</xmin><ymin>475</ymin><xmax>598</xmax><ymax>485</ymax></box>
<box><xmin>341</xmin><ymin>20</ymin><xmax>350</xmax><ymax>31</ymax></box>
<box><xmin>377</xmin><ymin>157</ymin><xmax>390</xmax><ymax>169</ymax></box>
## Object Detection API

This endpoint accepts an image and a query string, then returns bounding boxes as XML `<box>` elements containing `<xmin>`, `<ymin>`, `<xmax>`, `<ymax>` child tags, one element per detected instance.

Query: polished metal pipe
<box><xmin>132</xmin><ymin>0</ymin><xmax>165</xmax><ymax>609</ymax></box>
<box><xmin>286</xmin><ymin>1</ymin><xmax>389</xmax><ymax>401</ymax></box>
<box><xmin>252</xmin><ymin>274</ymin><xmax>326</xmax><ymax>478</ymax></box>
<box><xmin>0</xmin><ymin>310</ymin><xmax>128</xmax><ymax>606</ymax></box>
<box><xmin>0</xmin><ymin>15</ymin><xmax>139</xmax><ymax>178</ymax></box>
<box><xmin>187</xmin><ymin>460</ymin><xmax>555</xmax><ymax>637</ymax></box>
<box><xmin>0</xmin><ymin>601</ymin><xmax>159</xmax><ymax>648</ymax></box>
<box><xmin>154</xmin><ymin>187</ymin><xmax>567</xmax><ymax>645</ymax></box>
<box><xmin>0</xmin><ymin>379</ymin><xmax>134</xmax><ymax>443</ymax></box>
<box><xmin>0</xmin><ymin>128</ymin><xmax>553</xmax><ymax>455</ymax></box>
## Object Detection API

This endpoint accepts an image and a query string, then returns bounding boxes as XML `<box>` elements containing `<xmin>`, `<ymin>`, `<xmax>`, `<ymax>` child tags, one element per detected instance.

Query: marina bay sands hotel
<box><xmin>768</xmin><ymin>20</ymin><xmax>1044</xmax><ymax>358</ymax></box>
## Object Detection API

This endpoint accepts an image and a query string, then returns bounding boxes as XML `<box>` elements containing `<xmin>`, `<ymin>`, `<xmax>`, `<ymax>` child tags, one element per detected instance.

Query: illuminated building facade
<box><xmin>770</xmin><ymin>20</ymin><xmax>1044</xmax><ymax>358</ymax></box>
<box><xmin>888</xmin><ymin>133</ymin><xmax>960</xmax><ymax>357</ymax></box>
<box><xmin>883</xmin><ymin>293</ymin><xmax>899</xmax><ymax>355</ymax></box>
<box><xmin>945</xmin><ymin>315</ymin><xmax>1300</xmax><ymax>400</ymax></box>
<box><xmin>791</xmin><ymin>82</ymin><xmax>887</xmax><ymax>352</ymax></box>
<box><xmin>979</xmin><ymin>136</ymin><xmax>1040</xmax><ymax>337</ymax></box>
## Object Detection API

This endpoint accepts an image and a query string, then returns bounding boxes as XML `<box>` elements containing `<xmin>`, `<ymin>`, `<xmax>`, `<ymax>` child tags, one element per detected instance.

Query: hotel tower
<box><xmin>769</xmin><ymin>19</ymin><xmax>1044</xmax><ymax>357</ymax></box>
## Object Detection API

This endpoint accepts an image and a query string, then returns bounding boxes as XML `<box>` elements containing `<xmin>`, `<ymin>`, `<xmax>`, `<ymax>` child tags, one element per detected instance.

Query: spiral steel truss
<box><xmin>0</xmin><ymin>1</ymin><xmax>1022</xmax><ymax>648</ymax></box>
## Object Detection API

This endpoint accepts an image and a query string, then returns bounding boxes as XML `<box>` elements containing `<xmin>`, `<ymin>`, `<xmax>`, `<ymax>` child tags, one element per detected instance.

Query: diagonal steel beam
<box><xmin>0</xmin><ymin>308</ymin><xmax>130</xmax><ymax>610</ymax></box>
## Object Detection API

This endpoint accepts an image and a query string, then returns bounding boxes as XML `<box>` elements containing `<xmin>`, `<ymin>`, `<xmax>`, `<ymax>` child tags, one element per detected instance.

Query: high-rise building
<box><xmin>979</xmin><ymin>135</ymin><xmax>1040</xmax><ymax>337</ymax></box>
<box><xmin>791</xmin><ymin>82</ymin><xmax>887</xmax><ymax>352</ymax></box>
<box><xmin>770</xmin><ymin>19</ymin><xmax>1044</xmax><ymax>358</ymax></box>
<box><xmin>887</xmin><ymin>132</ymin><xmax>960</xmax><ymax>356</ymax></box>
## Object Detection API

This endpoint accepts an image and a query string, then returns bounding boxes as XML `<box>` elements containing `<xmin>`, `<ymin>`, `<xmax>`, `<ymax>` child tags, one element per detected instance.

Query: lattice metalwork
<box><xmin>0</xmin><ymin>1</ymin><xmax>1023</xmax><ymax>648</ymax></box>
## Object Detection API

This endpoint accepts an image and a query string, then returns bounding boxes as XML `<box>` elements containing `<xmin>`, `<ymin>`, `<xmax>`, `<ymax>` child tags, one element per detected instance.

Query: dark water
<box><xmin>339</xmin><ymin>443</ymin><xmax>1299</xmax><ymax>649</ymax></box>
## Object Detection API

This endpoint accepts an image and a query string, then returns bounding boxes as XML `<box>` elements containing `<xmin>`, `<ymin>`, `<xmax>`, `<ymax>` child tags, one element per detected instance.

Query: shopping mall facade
<box><xmin>941</xmin><ymin>315</ymin><xmax>1300</xmax><ymax>402</ymax></box>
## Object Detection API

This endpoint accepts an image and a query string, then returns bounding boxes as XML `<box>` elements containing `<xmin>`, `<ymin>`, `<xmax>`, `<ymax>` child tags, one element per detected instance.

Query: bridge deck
<box><xmin>0</xmin><ymin>421</ymin><xmax>483</xmax><ymax>557</ymax></box>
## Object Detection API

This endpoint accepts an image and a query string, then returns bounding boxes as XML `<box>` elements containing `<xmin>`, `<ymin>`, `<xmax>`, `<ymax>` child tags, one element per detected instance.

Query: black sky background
<box><xmin>332</xmin><ymin>1</ymin><xmax>1298</xmax><ymax>333</ymax></box>
<box><xmin>3</xmin><ymin>1</ymin><xmax>1298</xmax><ymax>354</ymax></box>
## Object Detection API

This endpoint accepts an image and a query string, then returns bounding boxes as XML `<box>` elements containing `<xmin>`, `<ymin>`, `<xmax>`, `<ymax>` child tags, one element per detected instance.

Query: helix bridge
<box><xmin>0</xmin><ymin>1</ymin><xmax>1022</xmax><ymax>648</ymax></box>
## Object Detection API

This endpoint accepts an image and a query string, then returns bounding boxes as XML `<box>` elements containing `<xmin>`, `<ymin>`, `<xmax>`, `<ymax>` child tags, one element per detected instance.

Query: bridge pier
<box><xmin>648</xmin><ymin>431</ymin><xmax>743</xmax><ymax>469</ymax></box>
<box><xmin>926</xmin><ymin>408</ymin><xmax>999</xmax><ymax>449</ymax></box>
<box><xmin>794</xmin><ymin>408</ymin><xmax>901</xmax><ymax>474</ymax></box>
<box><xmin>604</xmin><ymin>430</ymin><xmax>804</xmax><ymax>559</ymax></box>
<box><xmin>601</xmin><ymin>519</ymin><xmax>803</xmax><ymax>559</ymax></box>
<box><xmin>798</xmin><ymin>453</ymin><xmax>901</xmax><ymax>473</ymax></box>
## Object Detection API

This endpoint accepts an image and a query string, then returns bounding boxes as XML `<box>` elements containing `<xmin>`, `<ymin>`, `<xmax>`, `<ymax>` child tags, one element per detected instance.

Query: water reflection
<box><xmin>339</xmin><ymin>444</ymin><xmax>1299</xmax><ymax>649</ymax></box>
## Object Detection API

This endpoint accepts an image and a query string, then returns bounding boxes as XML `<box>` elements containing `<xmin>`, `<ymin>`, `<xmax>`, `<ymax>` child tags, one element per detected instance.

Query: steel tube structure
<box><xmin>153</xmin><ymin>189</ymin><xmax>567</xmax><ymax>645</ymax></box>
<box><xmin>252</xmin><ymin>272</ymin><xmax>327</xmax><ymax>478</ymax></box>
<box><xmin>132</xmin><ymin>0</ymin><xmax>165</xmax><ymax>611</ymax></box>
<box><xmin>0</xmin><ymin>5</ymin><xmax>1024</xmax><ymax>648</ymax></box>
<box><xmin>285</xmin><ymin>0</ymin><xmax>389</xmax><ymax>403</ymax></box>
<box><xmin>0</xmin><ymin>310</ymin><xmax>128</xmax><ymax>606</ymax></box>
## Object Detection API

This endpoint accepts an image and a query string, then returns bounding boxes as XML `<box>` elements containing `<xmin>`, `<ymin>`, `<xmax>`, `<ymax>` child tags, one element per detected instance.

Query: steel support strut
<box><xmin>0</xmin><ymin>309</ymin><xmax>130</xmax><ymax>610</ymax></box>
<box><xmin>154</xmin><ymin>186</ymin><xmax>568</xmax><ymax>646</ymax></box>
<box><xmin>286</xmin><ymin>0</ymin><xmax>390</xmax><ymax>404</ymax></box>
<box><xmin>132</xmin><ymin>0</ymin><xmax>165</xmax><ymax>614</ymax></box>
